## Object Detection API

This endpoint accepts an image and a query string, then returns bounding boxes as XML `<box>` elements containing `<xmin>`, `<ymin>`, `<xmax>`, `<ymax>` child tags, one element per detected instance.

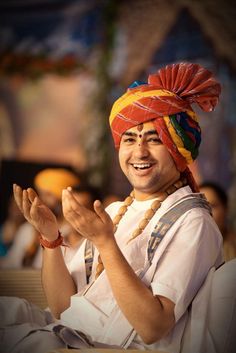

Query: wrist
<box><xmin>40</xmin><ymin>230</ymin><xmax>59</xmax><ymax>242</ymax></box>
<box><xmin>39</xmin><ymin>231</ymin><xmax>67</xmax><ymax>249</ymax></box>
<box><xmin>95</xmin><ymin>239</ymin><xmax>120</xmax><ymax>279</ymax></box>
<box><xmin>96</xmin><ymin>236</ymin><xmax>117</xmax><ymax>255</ymax></box>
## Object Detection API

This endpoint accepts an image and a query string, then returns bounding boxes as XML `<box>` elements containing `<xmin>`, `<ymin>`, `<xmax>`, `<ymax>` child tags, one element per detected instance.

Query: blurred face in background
<box><xmin>200</xmin><ymin>186</ymin><xmax>227</xmax><ymax>233</ymax></box>
<box><xmin>37</xmin><ymin>188</ymin><xmax>62</xmax><ymax>218</ymax></box>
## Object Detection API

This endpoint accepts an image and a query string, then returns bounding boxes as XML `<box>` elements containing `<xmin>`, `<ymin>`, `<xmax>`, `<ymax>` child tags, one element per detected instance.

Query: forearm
<box><xmin>12</xmin><ymin>184</ymin><xmax>77</xmax><ymax>317</ymax></box>
<box><xmin>42</xmin><ymin>247</ymin><xmax>77</xmax><ymax>319</ymax></box>
<box><xmin>98</xmin><ymin>240</ymin><xmax>175</xmax><ymax>344</ymax></box>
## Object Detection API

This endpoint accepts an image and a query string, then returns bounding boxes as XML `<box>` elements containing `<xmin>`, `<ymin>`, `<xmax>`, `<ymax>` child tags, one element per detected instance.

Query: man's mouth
<box><xmin>132</xmin><ymin>163</ymin><xmax>152</xmax><ymax>170</ymax></box>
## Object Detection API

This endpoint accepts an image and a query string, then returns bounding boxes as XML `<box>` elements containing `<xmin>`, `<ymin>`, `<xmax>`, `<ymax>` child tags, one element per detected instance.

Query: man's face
<box><xmin>118</xmin><ymin>121</ymin><xmax>180</xmax><ymax>200</ymax></box>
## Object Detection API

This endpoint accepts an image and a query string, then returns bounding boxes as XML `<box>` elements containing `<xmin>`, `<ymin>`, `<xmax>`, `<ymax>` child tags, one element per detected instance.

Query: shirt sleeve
<box><xmin>151</xmin><ymin>208</ymin><xmax>223</xmax><ymax>322</ymax></box>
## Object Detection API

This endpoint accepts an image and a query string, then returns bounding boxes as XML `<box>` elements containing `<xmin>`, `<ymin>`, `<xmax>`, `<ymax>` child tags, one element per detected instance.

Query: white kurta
<box><xmin>0</xmin><ymin>186</ymin><xmax>224</xmax><ymax>353</ymax></box>
<box><xmin>61</xmin><ymin>186</ymin><xmax>223</xmax><ymax>352</ymax></box>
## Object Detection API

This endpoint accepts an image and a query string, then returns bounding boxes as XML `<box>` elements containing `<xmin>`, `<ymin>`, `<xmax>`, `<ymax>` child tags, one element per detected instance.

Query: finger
<box><xmin>93</xmin><ymin>200</ymin><xmax>112</xmax><ymax>224</ymax></box>
<box><xmin>62</xmin><ymin>189</ymin><xmax>74</xmax><ymax>216</ymax></box>
<box><xmin>27</xmin><ymin>188</ymin><xmax>38</xmax><ymax>203</ymax></box>
<box><xmin>30</xmin><ymin>196</ymin><xmax>47</xmax><ymax>220</ymax></box>
<box><xmin>13</xmin><ymin>184</ymin><xmax>23</xmax><ymax>212</ymax></box>
<box><xmin>62</xmin><ymin>189</ymin><xmax>88</xmax><ymax>216</ymax></box>
<box><xmin>62</xmin><ymin>189</ymin><xmax>80</xmax><ymax>221</ymax></box>
<box><xmin>62</xmin><ymin>190</ymin><xmax>92</xmax><ymax>232</ymax></box>
<box><xmin>22</xmin><ymin>189</ymin><xmax>32</xmax><ymax>220</ymax></box>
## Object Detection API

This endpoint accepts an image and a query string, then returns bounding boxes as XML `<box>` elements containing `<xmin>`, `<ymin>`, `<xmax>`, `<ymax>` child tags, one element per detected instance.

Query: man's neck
<box><xmin>133</xmin><ymin>176</ymin><xmax>181</xmax><ymax>201</ymax></box>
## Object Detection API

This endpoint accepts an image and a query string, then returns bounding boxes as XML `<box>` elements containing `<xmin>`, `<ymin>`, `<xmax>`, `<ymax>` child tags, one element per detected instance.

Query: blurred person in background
<box><xmin>0</xmin><ymin>168</ymin><xmax>80</xmax><ymax>268</ymax></box>
<box><xmin>0</xmin><ymin>195</ymin><xmax>25</xmax><ymax>257</ymax></box>
<box><xmin>199</xmin><ymin>181</ymin><xmax>236</xmax><ymax>261</ymax></box>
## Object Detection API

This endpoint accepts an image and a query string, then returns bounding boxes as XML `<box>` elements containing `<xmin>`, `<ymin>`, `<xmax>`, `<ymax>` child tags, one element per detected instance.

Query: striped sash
<box><xmin>147</xmin><ymin>194</ymin><xmax>211</xmax><ymax>265</ymax></box>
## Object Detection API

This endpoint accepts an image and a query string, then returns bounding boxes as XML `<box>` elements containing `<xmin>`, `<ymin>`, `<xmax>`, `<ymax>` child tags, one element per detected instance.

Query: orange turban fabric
<box><xmin>109</xmin><ymin>62</ymin><xmax>221</xmax><ymax>174</ymax></box>
<box><xmin>34</xmin><ymin>168</ymin><xmax>80</xmax><ymax>199</ymax></box>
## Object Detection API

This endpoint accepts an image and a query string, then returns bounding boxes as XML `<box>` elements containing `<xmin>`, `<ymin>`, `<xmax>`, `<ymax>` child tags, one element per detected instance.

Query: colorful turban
<box><xmin>109</xmin><ymin>62</ymin><xmax>221</xmax><ymax>173</ymax></box>
<box><xmin>34</xmin><ymin>168</ymin><xmax>80</xmax><ymax>199</ymax></box>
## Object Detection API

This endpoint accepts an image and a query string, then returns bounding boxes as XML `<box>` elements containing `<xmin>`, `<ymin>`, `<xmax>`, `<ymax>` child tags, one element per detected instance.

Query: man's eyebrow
<box><xmin>144</xmin><ymin>130</ymin><xmax>158</xmax><ymax>136</ymax></box>
<box><xmin>122</xmin><ymin>129</ymin><xmax>158</xmax><ymax>137</ymax></box>
<box><xmin>122</xmin><ymin>131</ymin><xmax>137</xmax><ymax>137</ymax></box>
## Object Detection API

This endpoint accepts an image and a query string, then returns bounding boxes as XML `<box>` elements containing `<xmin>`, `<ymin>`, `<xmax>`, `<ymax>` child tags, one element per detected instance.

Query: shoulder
<box><xmin>169</xmin><ymin>206</ymin><xmax>223</xmax><ymax>257</ymax></box>
<box><xmin>161</xmin><ymin>189</ymin><xmax>213</xmax><ymax>226</ymax></box>
<box><xmin>159</xmin><ymin>191</ymin><xmax>222</xmax><ymax>245</ymax></box>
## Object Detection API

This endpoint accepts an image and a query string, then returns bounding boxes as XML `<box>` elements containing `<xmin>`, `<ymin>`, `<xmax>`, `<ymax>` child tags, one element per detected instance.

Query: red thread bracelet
<box><xmin>39</xmin><ymin>231</ymin><xmax>67</xmax><ymax>249</ymax></box>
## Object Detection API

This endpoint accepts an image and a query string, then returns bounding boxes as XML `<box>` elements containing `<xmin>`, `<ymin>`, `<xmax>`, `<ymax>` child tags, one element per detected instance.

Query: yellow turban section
<box><xmin>34</xmin><ymin>168</ymin><xmax>80</xmax><ymax>199</ymax></box>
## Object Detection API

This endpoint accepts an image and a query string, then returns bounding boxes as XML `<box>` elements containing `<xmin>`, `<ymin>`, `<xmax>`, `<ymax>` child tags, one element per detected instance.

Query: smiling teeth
<box><xmin>133</xmin><ymin>163</ymin><xmax>151</xmax><ymax>169</ymax></box>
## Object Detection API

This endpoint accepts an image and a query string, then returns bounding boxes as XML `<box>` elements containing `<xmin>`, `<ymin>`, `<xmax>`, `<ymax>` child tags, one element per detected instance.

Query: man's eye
<box><xmin>147</xmin><ymin>137</ymin><xmax>162</xmax><ymax>143</ymax></box>
<box><xmin>123</xmin><ymin>138</ymin><xmax>135</xmax><ymax>143</ymax></box>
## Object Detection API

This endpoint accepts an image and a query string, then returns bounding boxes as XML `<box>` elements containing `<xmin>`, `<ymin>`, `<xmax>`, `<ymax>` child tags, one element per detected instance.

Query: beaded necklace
<box><xmin>95</xmin><ymin>177</ymin><xmax>187</xmax><ymax>279</ymax></box>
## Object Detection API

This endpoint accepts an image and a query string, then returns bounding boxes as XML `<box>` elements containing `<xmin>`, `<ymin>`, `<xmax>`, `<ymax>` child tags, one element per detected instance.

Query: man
<box><xmin>2</xmin><ymin>62</ymin><xmax>223</xmax><ymax>353</ymax></box>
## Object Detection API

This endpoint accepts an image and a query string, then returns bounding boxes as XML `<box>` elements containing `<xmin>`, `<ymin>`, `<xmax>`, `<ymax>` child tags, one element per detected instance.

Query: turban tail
<box><xmin>34</xmin><ymin>168</ymin><xmax>80</xmax><ymax>199</ymax></box>
<box><xmin>109</xmin><ymin>63</ymin><xmax>221</xmax><ymax>191</ymax></box>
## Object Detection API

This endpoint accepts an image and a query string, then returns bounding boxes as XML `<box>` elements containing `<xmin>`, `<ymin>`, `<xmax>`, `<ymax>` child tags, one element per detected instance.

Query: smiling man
<box><xmin>118</xmin><ymin>121</ymin><xmax>180</xmax><ymax>199</ymax></box>
<box><xmin>4</xmin><ymin>62</ymin><xmax>223</xmax><ymax>353</ymax></box>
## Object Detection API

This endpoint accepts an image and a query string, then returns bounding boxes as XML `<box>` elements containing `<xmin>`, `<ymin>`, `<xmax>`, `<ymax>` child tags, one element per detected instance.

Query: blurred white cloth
<box><xmin>181</xmin><ymin>259</ymin><xmax>236</xmax><ymax>353</ymax></box>
<box><xmin>0</xmin><ymin>222</ymin><xmax>42</xmax><ymax>269</ymax></box>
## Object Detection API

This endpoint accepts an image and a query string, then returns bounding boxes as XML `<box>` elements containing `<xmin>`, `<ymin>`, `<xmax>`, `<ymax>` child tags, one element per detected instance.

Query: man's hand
<box><xmin>62</xmin><ymin>188</ymin><xmax>114</xmax><ymax>248</ymax></box>
<box><xmin>13</xmin><ymin>184</ymin><xmax>58</xmax><ymax>241</ymax></box>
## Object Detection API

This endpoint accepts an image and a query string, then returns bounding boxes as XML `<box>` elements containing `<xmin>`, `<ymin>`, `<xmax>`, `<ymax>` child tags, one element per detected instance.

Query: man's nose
<box><xmin>133</xmin><ymin>141</ymin><xmax>149</xmax><ymax>158</ymax></box>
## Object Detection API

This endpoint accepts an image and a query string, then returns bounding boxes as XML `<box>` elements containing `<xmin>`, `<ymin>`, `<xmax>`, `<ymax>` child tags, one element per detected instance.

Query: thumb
<box><xmin>94</xmin><ymin>200</ymin><xmax>111</xmax><ymax>224</ymax></box>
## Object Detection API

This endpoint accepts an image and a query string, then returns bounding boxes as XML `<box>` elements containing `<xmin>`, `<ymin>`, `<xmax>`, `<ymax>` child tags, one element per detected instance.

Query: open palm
<box><xmin>13</xmin><ymin>184</ymin><xmax>59</xmax><ymax>241</ymax></box>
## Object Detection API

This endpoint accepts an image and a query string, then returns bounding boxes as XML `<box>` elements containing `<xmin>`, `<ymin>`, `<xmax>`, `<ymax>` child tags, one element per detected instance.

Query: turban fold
<box><xmin>34</xmin><ymin>168</ymin><xmax>80</xmax><ymax>199</ymax></box>
<box><xmin>109</xmin><ymin>62</ymin><xmax>221</xmax><ymax>172</ymax></box>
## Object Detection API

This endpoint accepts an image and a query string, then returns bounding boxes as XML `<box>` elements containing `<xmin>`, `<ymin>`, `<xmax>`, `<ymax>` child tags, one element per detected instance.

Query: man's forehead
<box><xmin>125</xmin><ymin>121</ymin><xmax>156</xmax><ymax>134</ymax></box>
